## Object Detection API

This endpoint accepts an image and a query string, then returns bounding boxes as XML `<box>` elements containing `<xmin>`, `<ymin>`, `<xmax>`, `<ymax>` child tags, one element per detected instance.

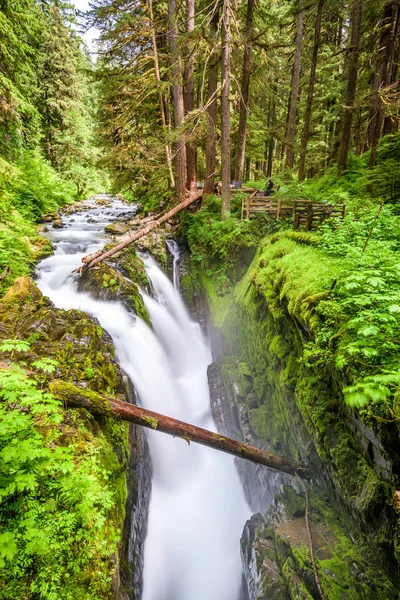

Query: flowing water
<box><xmin>35</xmin><ymin>197</ymin><xmax>251</xmax><ymax>600</ymax></box>
<box><xmin>165</xmin><ymin>238</ymin><xmax>180</xmax><ymax>290</ymax></box>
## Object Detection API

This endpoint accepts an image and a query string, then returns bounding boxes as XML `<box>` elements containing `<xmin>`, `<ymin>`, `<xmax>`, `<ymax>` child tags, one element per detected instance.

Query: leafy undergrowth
<box><xmin>251</xmin><ymin>206</ymin><xmax>400</xmax><ymax>425</ymax></box>
<box><xmin>0</xmin><ymin>349</ymin><xmax>125</xmax><ymax>599</ymax></box>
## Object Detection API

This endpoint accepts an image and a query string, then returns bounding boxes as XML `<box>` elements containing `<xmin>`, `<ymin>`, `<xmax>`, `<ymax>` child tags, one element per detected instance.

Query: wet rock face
<box><xmin>120</xmin><ymin>384</ymin><xmax>152</xmax><ymax>600</ymax></box>
<box><xmin>241</xmin><ymin>514</ymin><xmax>290</xmax><ymax>600</ymax></box>
<box><xmin>240</xmin><ymin>485</ymin><xmax>399</xmax><ymax>600</ymax></box>
<box><xmin>79</xmin><ymin>261</ymin><xmax>150</xmax><ymax>324</ymax></box>
<box><xmin>0</xmin><ymin>276</ymin><xmax>123</xmax><ymax>395</ymax></box>
<box><xmin>208</xmin><ymin>359</ymin><xmax>296</xmax><ymax>515</ymax></box>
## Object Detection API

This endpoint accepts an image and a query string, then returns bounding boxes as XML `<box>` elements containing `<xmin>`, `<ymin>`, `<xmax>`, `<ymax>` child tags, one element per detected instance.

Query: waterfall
<box><xmin>166</xmin><ymin>238</ymin><xmax>180</xmax><ymax>290</ymax></box>
<box><xmin>35</xmin><ymin>197</ymin><xmax>251</xmax><ymax>600</ymax></box>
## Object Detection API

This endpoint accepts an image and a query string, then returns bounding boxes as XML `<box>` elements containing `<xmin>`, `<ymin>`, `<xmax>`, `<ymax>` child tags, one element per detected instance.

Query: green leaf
<box><xmin>0</xmin><ymin>532</ymin><xmax>17</xmax><ymax>567</ymax></box>
<box><xmin>357</xmin><ymin>325</ymin><xmax>379</xmax><ymax>337</ymax></box>
<box><xmin>0</xmin><ymin>339</ymin><xmax>30</xmax><ymax>353</ymax></box>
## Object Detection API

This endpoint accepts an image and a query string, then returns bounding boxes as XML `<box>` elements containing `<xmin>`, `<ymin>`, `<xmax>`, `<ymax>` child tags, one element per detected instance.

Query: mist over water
<box><xmin>35</xmin><ymin>198</ymin><xmax>251</xmax><ymax>600</ymax></box>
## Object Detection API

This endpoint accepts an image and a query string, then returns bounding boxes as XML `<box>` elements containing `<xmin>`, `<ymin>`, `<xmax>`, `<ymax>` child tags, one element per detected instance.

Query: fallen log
<box><xmin>72</xmin><ymin>190</ymin><xmax>203</xmax><ymax>274</ymax></box>
<box><xmin>50</xmin><ymin>380</ymin><xmax>309</xmax><ymax>479</ymax></box>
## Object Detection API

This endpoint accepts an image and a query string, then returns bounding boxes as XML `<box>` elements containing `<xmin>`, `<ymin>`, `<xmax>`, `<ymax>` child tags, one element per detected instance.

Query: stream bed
<box><xmin>35</xmin><ymin>196</ymin><xmax>251</xmax><ymax>600</ymax></box>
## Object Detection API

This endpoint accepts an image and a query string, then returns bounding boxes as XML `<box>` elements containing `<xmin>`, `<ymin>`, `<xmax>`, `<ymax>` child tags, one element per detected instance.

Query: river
<box><xmin>35</xmin><ymin>197</ymin><xmax>251</xmax><ymax>600</ymax></box>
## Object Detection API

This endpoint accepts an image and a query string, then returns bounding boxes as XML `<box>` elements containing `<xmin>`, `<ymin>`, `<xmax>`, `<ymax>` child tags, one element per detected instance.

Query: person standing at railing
<box><xmin>265</xmin><ymin>179</ymin><xmax>274</xmax><ymax>196</ymax></box>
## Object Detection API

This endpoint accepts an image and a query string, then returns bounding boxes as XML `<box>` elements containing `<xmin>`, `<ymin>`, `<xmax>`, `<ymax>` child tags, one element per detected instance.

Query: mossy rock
<box><xmin>135</xmin><ymin>230</ymin><xmax>167</xmax><ymax>267</ymax></box>
<box><xmin>197</xmin><ymin>236</ymin><xmax>400</xmax><ymax>590</ymax></box>
<box><xmin>79</xmin><ymin>262</ymin><xmax>149</xmax><ymax>324</ymax></box>
<box><xmin>1</xmin><ymin>276</ymin><xmax>43</xmax><ymax>306</ymax></box>
<box><xmin>0</xmin><ymin>277</ymin><xmax>122</xmax><ymax>394</ymax></box>
<box><xmin>110</xmin><ymin>245</ymin><xmax>149</xmax><ymax>288</ymax></box>
<box><xmin>105</xmin><ymin>222</ymin><xmax>129</xmax><ymax>235</ymax></box>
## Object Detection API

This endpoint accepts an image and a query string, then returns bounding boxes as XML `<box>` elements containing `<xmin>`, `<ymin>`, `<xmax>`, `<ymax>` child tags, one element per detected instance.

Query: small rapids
<box><xmin>35</xmin><ymin>197</ymin><xmax>251</xmax><ymax>600</ymax></box>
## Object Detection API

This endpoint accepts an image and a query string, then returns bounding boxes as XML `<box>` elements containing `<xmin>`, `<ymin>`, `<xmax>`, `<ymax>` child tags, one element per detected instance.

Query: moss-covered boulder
<box><xmin>79</xmin><ymin>259</ymin><xmax>149</xmax><ymax>324</ymax></box>
<box><xmin>105</xmin><ymin>222</ymin><xmax>129</xmax><ymax>235</ymax></box>
<box><xmin>0</xmin><ymin>277</ymin><xmax>123</xmax><ymax>394</ymax></box>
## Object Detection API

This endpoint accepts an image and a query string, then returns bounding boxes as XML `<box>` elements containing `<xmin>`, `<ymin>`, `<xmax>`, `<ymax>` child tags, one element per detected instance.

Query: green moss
<box><xmin>143</xmin><ymin>416</ymin><xmax>158</xmax><ymax>429</ymax></box>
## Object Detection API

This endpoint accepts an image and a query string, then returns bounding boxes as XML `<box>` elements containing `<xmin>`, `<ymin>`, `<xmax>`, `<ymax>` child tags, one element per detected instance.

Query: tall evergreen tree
<box><xmin>337</xmin><ymin>0</ymin><xmax>363</xmax><ymax>173</ymax></box>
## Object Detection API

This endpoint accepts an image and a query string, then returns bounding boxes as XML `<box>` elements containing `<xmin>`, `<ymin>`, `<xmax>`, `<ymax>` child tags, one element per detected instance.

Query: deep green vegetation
<box><xmin>0</xmin><ymin>363</ymin><xmax>120</xmax><ymax>599</ymax></box>
<box><xmin>0</xmin><ymin>1</ymin><xmax>106</xmax><ymax>292</ymax></box>
<box><xmin>89</xmin><ymin>0</ymin><xmax>399</xmax><ymax>215</ymax></box>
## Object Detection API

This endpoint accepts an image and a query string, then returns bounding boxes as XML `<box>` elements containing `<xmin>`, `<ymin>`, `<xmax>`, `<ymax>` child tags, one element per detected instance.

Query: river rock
<box><xmin>105</xmin><ymin>222</ymin><xmax>129</xmax><ymax>235</ymax></box>
<box><xmin>41</xmin><ymin>212</ymin><xmax>58</xmax><ymax>222</ymax></box>
<box><xmin>52</xmin><ymin>218</ymin><xmax>64</xmax><ymax>228</ymax></box>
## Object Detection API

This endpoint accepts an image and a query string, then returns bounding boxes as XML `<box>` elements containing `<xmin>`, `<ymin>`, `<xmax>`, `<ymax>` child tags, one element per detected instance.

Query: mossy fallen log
<box><xmin>50</xmin><ymin>380</ymin><xmax>309</xmax><ymax>479</ymax></box>
<box><xmin>73</xmin><ymin>190</ymin><xmax>203</xmax><ymax>274</ymax></box>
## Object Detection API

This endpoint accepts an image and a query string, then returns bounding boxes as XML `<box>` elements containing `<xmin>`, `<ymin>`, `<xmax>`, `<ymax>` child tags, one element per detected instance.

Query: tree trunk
<box><xmin>383</xmin><ymin>5</ymin><xmax>400</xmax><ymax>136</ymax></box>
<box><xmin>73</xmin><ymin>190</ymin><xmax>203</xmax><ymax>274</ymax></box>
<box><xmin>383</xmin><ymin>6</ymin><xmax>400</xmax><ymax>135</ymax></box>
<box><xmin>369</xmin><ymin>1</ymin><xmax>399</xmax><ymax>168</ymax></box>
<box><xmin>337</xmin><ymin>0</ymin><xmax>362</xmax><ymax>174</ymax></box>
<box><xmin>204</xmin><ymin>9</ymin><xmax>219</xmax><ymax>194</ymax></box>
<box><xmin>50</xmin><ymin>380</ymin><xmax>309</xmax><ymax>479</ymax></box>
<box><xmin>168</xmin><ymin>0</ymin><xmax>187</xmax><ymax>197</ymax></box>
<box><xmin>234</xmin><ymin>0</ymin><xmax>255</xmax><ymax>184</ymax></box>
<box><xmin>284</xmin><ymin>6</ymin><xmax>304</xmax><ymax>169</ymax></box>
<box><xmin>298</xmin><ymin>0</ymin><xmax>323</xmax><ymax>181</ymax></box>
<box><xmin>184</xmin><ymin>0</ymin><xmax>197</xmax><ymax>189</ymax></box>
<box><xmin>221</xmin><ymin>0</ymin><xmax>231</xmax><ymax>218</ymax></box>
<box><xmin>149</xmin><ymin>0</ymin><xmax>175</xmax><ymax>188</ymax></box>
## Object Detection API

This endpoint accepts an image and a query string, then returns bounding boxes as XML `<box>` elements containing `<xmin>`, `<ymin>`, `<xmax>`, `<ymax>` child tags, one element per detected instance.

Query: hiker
<box><xmin>265</xmin><ymin>179</ymin><xmax>274</xmax><ymax>196</ymax></box>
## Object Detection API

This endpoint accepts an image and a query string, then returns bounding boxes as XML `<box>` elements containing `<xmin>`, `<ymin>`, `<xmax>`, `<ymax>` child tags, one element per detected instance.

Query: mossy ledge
<box><xmin>182</xmin><ymin>232</ymin><xmax>400</xmax><ymax>597</ymax></box>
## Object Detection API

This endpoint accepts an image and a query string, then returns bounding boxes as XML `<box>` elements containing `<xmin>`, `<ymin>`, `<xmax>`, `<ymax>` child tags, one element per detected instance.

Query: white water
<box><xmin>35</xmin><ymin>197</ymin><xmax>251</xmax><ymax>600</ymax></box>
<box><xmin>165</xmin><ymin>238</ymin><xmax>180</xmax><ymax>290</ymax></box>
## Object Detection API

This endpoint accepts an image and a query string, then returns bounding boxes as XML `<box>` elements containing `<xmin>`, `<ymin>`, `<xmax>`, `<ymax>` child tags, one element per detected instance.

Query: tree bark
<box><xmin>50</xmin><ymin>380</ymin><xmax>309</xmax><ymax>479</ymax></box>
<box><xmin>284</xmin><ymin>6</ymin><xmax>304</xmax><ymax>169</ymax></box>
<box><xmin>204</xmin><ymin>8</ymin><xmax>220</xmax><ymax>195</ymax></box>
<box><xmin>337</xmin><ymin>0</ymin><xmax>362</xmax><ymax>174</ymax></box>
<box><xmin>221</xmin><ymin>0</ymin><xmax>231</xmax><ymax>218</ymax></box>
<box><xmin>383</xmin><ymin>4</ymin><xmax>400</xmax><ymax>135</ymax></box>
<box><xmin>149</xmin><ymin>0</ymin><xmax>175</xmax><ymax>188</ymax></box>
<box><xmin>369</xmin><ymin>1</ymin><xmax>399</xmax><ymax>167</ymax></box>
<box><xmin>168</xmin><ymin>0</ymin><xmax>187</xmax><ymax>197</ymax></box>
<box><xmin>73</xmin><ymin>190</ymin><xmax>203</xmax><ymax>274</ymax></box>
<box><xmin>184</xmin><ymin>0</ymin><xmax>197</xmax><ymax>189</ymax></box>
<box><xmin>298</xmin><ymin>0</ymin><xmax>323</xmax><ymax>181</ymax></box>
<box><xmin>234</xmin><ymin>0</ymin><xmax>255</xmax><ymax>184</ymax></box>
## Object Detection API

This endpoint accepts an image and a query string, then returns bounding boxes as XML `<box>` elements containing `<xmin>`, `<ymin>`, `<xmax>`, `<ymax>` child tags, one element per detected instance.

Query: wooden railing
<box><xmin>241</xmin><ymin>192</ymin><xmax>292</xmax><ymax>220</ymax></box>
<box><xmin>293</xmin><ymin>200</ymin><xmax>345</xmax><ymax>230</ymax></box>
<box><xmin>241</xmin><ymin>192</ymin><xmax>345</xmax><ymax>230</ymax></box>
